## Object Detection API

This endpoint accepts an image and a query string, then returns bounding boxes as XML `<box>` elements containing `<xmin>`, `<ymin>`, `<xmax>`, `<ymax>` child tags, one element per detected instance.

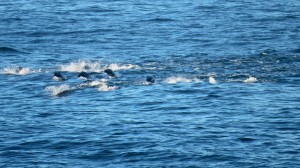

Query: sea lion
<box><xmin>53</xmin><ymin>72</ymin><xmax>66</xmax><ymax>81</ymax></box>
<box><xmin>146</xmin><ymin>76</ymin><xmax>155</xmax><ymax>83</ymax></box>
<box><xmin>104</xmin><ymin>69</ymin><xmax>116</xmax><ymax>78</ymax></box>
<box><xmin>77</xmin><ymin>71</ymin><xmax>90</xmax><ymax>79</ymax></box>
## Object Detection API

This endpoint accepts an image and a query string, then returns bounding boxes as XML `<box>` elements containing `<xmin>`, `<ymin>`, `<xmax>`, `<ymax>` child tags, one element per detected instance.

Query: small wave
<box><xmin>55</xmin><ymin>28</ymin><xmax>115</xmax><ymax>35</ymax></box>
<box><xmin>243</xmin><ymin>77</ymin><xmax>258</xmax><ymax>83</ymax></box>
<box><xmin>165</xmin><ymin>76</ymin><xmax>201</xmax><ymax>84</ymax></box>
<box><xmin>208</xmin><ymin>76</ymin><xmax>217</xmax><ymax>84</ymax></box>
<box><xmin>1</xmin><ymin>66</ymin><xmax>33</xmax><ymax>75</ymax></box>
<box><xmin>45</xmin><ymin>84</ymin><xmax>74</xmax><ymax>96</ymax></box>
<box><xmin>74</xmin><ymin>6</ymin><xmax>119</xmax><ymax>13</ymax></box>
<box><xmin>0</xmin><ymin>47</ymin><xmax>21</xmax><ymax>53</ymax></box>
<box><xmin>106</xmin><ymin>63</ymin><xmax>140</xmax><ymax>71</ymax></box>
<box><xmin>58</xmin><ymin>60</ymin><xmax>101</xmax><ymax>72</ymax></box>
<box><xmin>143</xmin><ymin>18</ymin><xmax>176</xmax><ymax>22</ymax></box>
<box><xmin>291</xmin><ymin>48</ymin><xmax>300</xmax><ymax>54</ymax></box>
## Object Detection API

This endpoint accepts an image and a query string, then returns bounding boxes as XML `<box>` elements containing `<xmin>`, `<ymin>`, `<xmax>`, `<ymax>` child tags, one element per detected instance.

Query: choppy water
<box><xmin>1</xmin><ymin>0</ymin><xmax>300</xmax><ymax>167</ymax></box>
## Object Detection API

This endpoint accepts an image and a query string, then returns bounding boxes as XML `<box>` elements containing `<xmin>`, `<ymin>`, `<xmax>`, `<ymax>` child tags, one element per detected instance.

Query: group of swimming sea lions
<box><xmin>53</xmin><ymin>68</ymin><xmax>155</xmax><ymax>84</ymax></box>
<box><xmin>2</xmin><ymin>65</ymin><xmax>156</xmax><ymax>95</ymax></box>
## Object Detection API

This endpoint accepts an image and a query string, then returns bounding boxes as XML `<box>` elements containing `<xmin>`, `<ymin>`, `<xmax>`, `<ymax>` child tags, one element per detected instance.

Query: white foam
<box><xmin>208</xmin><ymin>76</ymin><xmax>217</xmax><ymax>84</ymax></box>
<box><xmin>89</xmin><ymin>79</ymin><xmax>108</xmax><ymax>87</ymax></box>
<box><xmin>107</xmin><ymin>63</ymin><xmax>140</xmax><ymax>71</ymax></box>
<box><xmin>76</xmin><ymin>79</ymin><xmax>117</xmax><ymax>91</ymax></box>
<box><xmin>58</xmin><ymin>60</ymin><xmax>140</xmax><ymax>73</ymax></box>
<box><xmin>165</xmin><ymin>76</ymin><xmax>201</xmax><ymax>84</ymax></box>
<box><xmin>142</xmin><ymin>81</ymin><xmax>154</xmax><ymax>85</ymax></box>
<box><xmin>243</xmin><ymin>77</ymin><xmax>258</xmax><ymax>83</ymax></box>
<box><xmin>1</xmin><ymin>66</ymin><xmax>33</xmax><ymax>75</ymax></box>
<box><xmin>98</xmin><ymin>84</ymin><xmax>119</xmax><ymax>91</ymax></box>
<box><xmin>78</xmin><ymin>76</ymin><xmax>88</xmax><ymax>80</ymax></box>
<box><xmin>45</xmin><ymin>84</ymin><xmax>73</xmax><ymax>96</ymax></box>
<box><xmin>53</xmin><ymin>76</ymin><xmax>66</xmax><ymax>81</ymax></box>
<box><xmin>58</xmin><ymin>60</ymin><xmax>101</xmax><ymax>72</ymax></box>
<box><xmin>77</xmin><ymin>82</ymin><xmax>90</xmax><ymax>89</ymax></box>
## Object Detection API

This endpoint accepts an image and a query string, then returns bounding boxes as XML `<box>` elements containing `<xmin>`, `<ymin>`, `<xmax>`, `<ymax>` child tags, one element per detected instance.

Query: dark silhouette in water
<box><xmin>77</xmin><ymin>72</ymin><xmax>90</xmax><ymax>79</ymax></box>
<box><xmin>0</xmin><ymin>47</ymin><xmax>20</xmax><ymax>53</ymax></box>
<box><xmin>104</xmin><ymin>69</ymin><xmax>116</xmax><ymax>78</ymax></box>
<box><xmin>15</xmin><ymin>66</ymin><xmax>23</xmax><ymax>73</ymax></box>
<box><xmin>146</xmin><ymin>76</ymin><xmax>155</xmax><ymax>83</ymax></box>
<box><xmin>53</xmin><ymin>71</ymin><xmax>66</xmax><ymax>81</ymax></box>
<box><xmin>84</xmin><ymin>65</ymin><xmax>91</xmax><ymax>71</ymax></box>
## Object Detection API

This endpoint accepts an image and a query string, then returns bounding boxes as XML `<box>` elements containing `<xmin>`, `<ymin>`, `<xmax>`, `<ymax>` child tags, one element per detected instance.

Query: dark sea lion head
<box><xmin>53</xmin><ymin>71</ymin><xmax>65</xmax><ymax>81</ymax></box>
<box><xmin>77</xmin><ymin>71</ymin><xmax>90</xmax><ymax>79</ymax></box>
<box><xmin>104</xmin><ymin>69</ymin><xmax>116</xmax><ymax>78</ymax></box>
<box><xmin>146</xmin><ymin>76</ymin><xmax>155</xmax><ymax>83</ymax></box>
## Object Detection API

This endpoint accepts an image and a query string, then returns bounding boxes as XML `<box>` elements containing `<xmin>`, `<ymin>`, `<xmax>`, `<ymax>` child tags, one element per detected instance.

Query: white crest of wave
<box><xmin>59</xmin><ymin>60</ymin><xmax>101</xmax><ymax>72</ymax></box>
<box><xmin>53</xmin><ymin>76</ymin><xmax>66</xmax><ymax>81</ymax></box>
<box><xmin>78</xmin><ymin>76</ymin><xmax>88</xmax><ymax>80</ymax></box>
<box><xmin>142</xmin><ymin>81</ymin><xmax>154</xmax><ymax>85</ymax></box>
<box><xmin>77</xmin><ymin>79</ymin><xmax>116</xmax><ymax>91</ymax></box>
<box><xmin>107</xmin><ymin>63</ymin><xmax>140</xmax><ymax>71</ymax></box>
<box><xmin>98</xmin><ymin>84</ymin><xmax>118</xmax><ymax>91</ymax></box>
<box><xmin>89</xmin><ymin>79</ymin><xmax>108</xmax><ymax>87</ymax></box>
<box><xmin>243</xmin><ymin>77</ymin><xmax>258</xmax><ymax>83</ymax></box>
<box><xmin>1</xmin><ymin>66</ymin><xmax>32</xmax><ymax>75</ymax></box>
<box><xmin>45</xmin><ymin>84</ymin><xmax>72</xmax><ymax>96</ymax></box>
<box><xmin>165</xmin><ymin>76</ymin><xmax>201</xmax><ymax>84</ymax></box>
<box><xmin>209</xmin><ymin>76</ymin><xmax>217</xmax><ymax>84</ymax></box>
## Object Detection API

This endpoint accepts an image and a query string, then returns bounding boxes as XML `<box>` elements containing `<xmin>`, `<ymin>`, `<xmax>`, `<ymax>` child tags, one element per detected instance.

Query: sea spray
<box><xmin>243</xmin><ymin>77</ymin><xmax>258</xmax><ymax>83</ymax></box>
<box><xmin>107</xmin><ymin>63</ymin><xmax>141</xmax><ymax>71</ymax></box>
<box><xmin>165</xmin><ymin>76</ymin><xmax>201</xmax><ymax>84</ymax></box>
<box><xmin>1</xmin><ymin>66</ymin><xmax>33</xmax><ymax>75</ymax></box>
<box><xmin>209</xmin><ymin>76</ymin><xmax>217</xmax><ymax>84</ymax></box>
<box><xmin>45</xmin><ymin>84</ymin><xmax>73</xmax><ymax>96</ymax></box>
<box><xmin>98</xmin><ymin>83</ymin><xmax>119</xmax><ymax>91</ymax></box>
<box><xmin>58</xmin><ymin>60</ymin><xmax>101</xmax><ymax>72</ymax></box>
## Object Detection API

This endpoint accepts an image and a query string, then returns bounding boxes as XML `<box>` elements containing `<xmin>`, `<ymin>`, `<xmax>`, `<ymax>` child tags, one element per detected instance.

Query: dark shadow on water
<box><xmin>0</xmin><ymin>47</ymin><xmax>30</xmax><ymax>54</ymax></box>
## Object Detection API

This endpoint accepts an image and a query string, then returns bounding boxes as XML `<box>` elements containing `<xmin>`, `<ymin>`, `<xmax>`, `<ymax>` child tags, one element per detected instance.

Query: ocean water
<box><xmin>0</xmin><ymin>0</ymin><xmax>300</xmax><ymax>167</ymax></box>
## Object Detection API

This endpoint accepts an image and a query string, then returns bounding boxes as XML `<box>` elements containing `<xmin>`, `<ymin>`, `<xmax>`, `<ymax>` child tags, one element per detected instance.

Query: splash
<box><xmin>78</xmin><ymin>76</ymin><xmax>88</xmax><ymax>80</ymax></box>
<box><xmin>243</xmin><ymin>77</ymin><xmax>258</xmax><ymax>83</ymax></box>
<box><xmin>208</xmin><ymin>76</ymin><xmax>217</xmax><ymax>84</ymax></box>
<box><xmin>87</xmin><ymin>79</ymin><xmax>118</xmax><ymax>91</ymax></box>
<box><xmin>98</xmin><ymin>84</ymin><xmax>119</xmax><ymax>91</ymax></box>
<box><xmin>77</xmin><ymin>79</ymin><xmax>117</xmax><ymax>91</ymax></box>
<box><xmin>45</xmin><ymin>84</ymin><xmax>73</xmax><ymax>96</ymax></box>
<box><xmin>1</xmin><ymin>66</ymin><xmax>32</xmax><ymax>75</ymax></box>
<box><xmin>165</xmin><ymin>76</ymin><xmax>201</xmax><ymax>84</ymax></box>
<box><xmin>58</xmin><ymin>60</ymin><xmax>101</xmax><ymax>72</ymax></box>
<box><xmin>53</xmin><ymin>76</ymin><xmax>64</xmax><ymax>81</ymax></box>
<box><xmin>107</xmin><ymin>63</ymin><xmax>140</xmax><ymax>71</ymax></box>
<box><xmin>76</xmin><ymin>79</ymin><xmax>108</xmax><ymax>89</ymax></box>
<box><xmin>89</xmin><ymin>79</ymin><xmax>108</xmax><ymax>87</ymax></box>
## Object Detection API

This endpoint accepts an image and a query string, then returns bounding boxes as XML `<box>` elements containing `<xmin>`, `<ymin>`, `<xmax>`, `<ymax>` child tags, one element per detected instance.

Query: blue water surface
<box><xmin>0</xmin><ymin>0</ymin><xmax>300</xmax><ymax>167</ymax></box>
